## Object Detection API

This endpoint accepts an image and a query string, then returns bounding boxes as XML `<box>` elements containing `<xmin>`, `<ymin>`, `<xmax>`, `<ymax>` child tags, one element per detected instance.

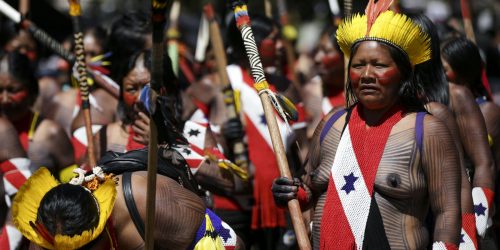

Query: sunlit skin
<box><xmin>122</xmin><ymin>60</ymin><xmax>150</xmax><ymax>108</ymax></box>
<box><xmin>349</xmin><ymin>41</ymin><xmax>402</xmax><ymax>117</ymax></box>
<box><xmin>0</xmin><ymin>73</ymin><xmax>32</xmax><ymax>121</ymax></box>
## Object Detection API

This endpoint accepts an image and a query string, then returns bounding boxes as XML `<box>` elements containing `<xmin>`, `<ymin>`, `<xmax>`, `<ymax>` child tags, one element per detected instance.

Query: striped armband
<box><xmin>1</xmin><ymin>158</ymin><xmax>31</xmax><ymax>207</ymax></box>
<box><xmin>432</xmin><ymin>241</ymin><xmax>458</xmax><ymax>250</ymax></box>
<box><xmin>472</xmin><ymin>187</ymin><xmax>494</xmax><ymax>237</ymax></box>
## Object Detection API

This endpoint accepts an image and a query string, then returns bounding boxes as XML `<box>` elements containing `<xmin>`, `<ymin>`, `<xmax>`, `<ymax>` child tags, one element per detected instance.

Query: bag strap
<box><xmin>122</xmin><ymin>171</ymin><xmax>145</xmax><ymax>240</ymax></box>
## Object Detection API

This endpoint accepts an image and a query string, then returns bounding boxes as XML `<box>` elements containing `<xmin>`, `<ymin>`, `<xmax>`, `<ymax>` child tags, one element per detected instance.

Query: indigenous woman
<box><xmin>410</xmin><ymin>14</ymin><xmax>477</xmax><ymax>248</ymax></box>
<box><xmin>441</xmin><ymin>37</ymin><xmax>500</xmax><ymax>241</ymax></box>
<box><xmin>272</xmin><ymin>1</ymin><xmax>461</xmax><ymax>249</ymax></box>
<box><xmin>0</xmin><ymin>50</ymin><xmax>75</xmax><ymax>178</ymax></box>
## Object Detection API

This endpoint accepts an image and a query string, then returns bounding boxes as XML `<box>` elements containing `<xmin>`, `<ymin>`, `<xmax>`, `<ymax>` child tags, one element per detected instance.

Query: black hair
<box><xmin>108</xmin><ymin>11</ymin><xmax>152</xmax><ymax>81</ymax></box>
<box><xmin>409</xmin><ymin>13</ymin><xmax>450</xmax><ymax>105</ymax></box>
<box><xmin>0</xmin><ymin>50</ymin><xmax>39</xmax><ymax>102</ymax></box>
<box><xmin>0</xmin><ymin>18</ymin><xmax>18</xmax><ymax>50</ymax></box>
<box><xmin>345</xmin><ymin>41</ymin><xmax>425</xmax><ymax>113</ymax></box>
<box><xmin>116</xmin><ymin>50</ymin><xmax>183</xmax><ymax>128</ymax></box>
<box><xmin>37</xmin><ymin>184</ymin><xmax>99</xmax><ymax>237</ymax></box>
<box><xmin>226</xmin><ymin>14</ymin><xmax>277</xmax><ymax>65</ymax></box>
<box><xmin>441</xmin><ymin>37</ymin><xmax>490</xmax><ymax>100</ymax></box>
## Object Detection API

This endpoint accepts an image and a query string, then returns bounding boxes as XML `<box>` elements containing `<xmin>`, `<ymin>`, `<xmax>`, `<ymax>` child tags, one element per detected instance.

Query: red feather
<box><xmin>365</xmin><ymin>0</ymin><xmax>394</xmax><ymax>35</ymax></box>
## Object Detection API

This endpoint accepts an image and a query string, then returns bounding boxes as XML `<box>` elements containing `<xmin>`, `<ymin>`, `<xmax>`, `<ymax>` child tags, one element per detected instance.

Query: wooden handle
<box><xmin>231</xmin><ymin>2</ymin><xmax>311</xmax><ymax>248</ymax></box>
<box><xmin>460</xmin><ymin>0</ymin><xmax>476</xmax><ymax>43</ymax></box>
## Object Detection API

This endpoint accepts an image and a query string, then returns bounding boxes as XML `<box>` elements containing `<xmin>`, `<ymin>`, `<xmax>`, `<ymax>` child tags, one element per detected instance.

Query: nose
<box><xmin>360</xmin><ymin>65</ymin><xmax>375</xmax><ymax>83</ymax></box>
<box><xmin>314</xmin><ymin>50</ymin><xmax>325</xmax><ymax>65</ymax></box>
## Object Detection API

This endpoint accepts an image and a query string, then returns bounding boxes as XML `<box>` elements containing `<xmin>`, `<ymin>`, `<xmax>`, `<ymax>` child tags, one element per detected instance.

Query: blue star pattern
<box><xmin>260</xmin><ymin>114</ymin><xmax>267</xmax><ymax>125</ymax></box>
<box><xmin>219</xmin><ymin>225</ymin><xmax>231</xmax><ymax>242</ymax></box>
<box><xmin>188</xmin><ymin>129</ymin><xmax>200</xmax><ymax>137</ymax></box>
<box><xmin>341</xmin><ymin>173</ymin><xmax>358</xmax><ymax>194</ymax></box>
<box><xmin>460</xmin><ymin>234</ymin><xmax>465</xmax><ymax>243</ymax></box>
<box><xmin>474</xmin><ymin>203</ymin><xmax>487</xmax><ymax>216</ymax></box>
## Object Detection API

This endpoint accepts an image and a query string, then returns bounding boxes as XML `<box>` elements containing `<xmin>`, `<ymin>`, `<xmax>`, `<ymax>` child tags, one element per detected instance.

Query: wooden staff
<box><xmin>0</xmin><ymin>0</ymin><xmax>120</xmax><ymax>98</ymax></box>
<box><xmin>230</xmin><ymin>1</ymin><xmax>311</xmax><ymax>249</ymax></box>
<box><xmin>460</xmin><ymin>0</ymin><xmax>476</xmax><ymax>43</ymax></box>
<box><xmin>343</xmin><ymin>0</ymin><xmax>352</xmax><ymax>91</ymax></box>
<box><xmin>276</xmin><ymin>0</ymin><xmax>302</xmax><ymax>97</ymax></box>
<box><xmin>327</xmin><ymin>0</ymin><xmax>342</xmax><ymax>26</ymax></box>
<box><xmin>264</xmin><ymin>0</ymin><xmax>272</xmax><ymax>18</ymax></box>
<box><xmin>0</xmin><ymin>0</ymin><xmax>75</xmax><ymax>62</ymax></box>
<box><xmin>167</xmin><ymin>0</ymin><xmax>180</xmax><ymax>76</ymax></box>
<box><xmin>19</xmin><ymin>0</ymin><xmax>28</xmax><ymax>17</ymax></box>
<box><xmin>145</xmin><ymin>0</ymin><xmax>168</xmax><ymax>249</ymax></box>
<box><xmin>68</xmin><ymin>0</ymin><xmax>96</xmax><ymax>168</ymax></box>
<box><xmin>203</xmin><ymin>3</ymin><xmax>249</xmax><ymax>173</ymax></box>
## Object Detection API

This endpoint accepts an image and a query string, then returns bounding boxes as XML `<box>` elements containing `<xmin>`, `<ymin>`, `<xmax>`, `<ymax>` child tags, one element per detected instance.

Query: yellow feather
<box><xmin>12</xmin><ymin>168</ymin><xmax>117</xmax><ymax>250</ymax></box>
<box><xmin>336</xmin><ymin>10</ymin><xmax>430</xmax><ymax>66</ymax></box>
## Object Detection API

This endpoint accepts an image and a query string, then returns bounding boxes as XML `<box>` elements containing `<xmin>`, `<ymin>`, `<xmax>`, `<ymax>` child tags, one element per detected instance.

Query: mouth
<box><xmin>359</xmin><ymin>85</ymin><xmax>380</xmax><ymax>94</ymax></box>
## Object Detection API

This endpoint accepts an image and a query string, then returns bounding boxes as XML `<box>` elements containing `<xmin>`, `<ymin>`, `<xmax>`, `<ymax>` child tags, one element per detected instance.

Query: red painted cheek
<box><xmin>259</xmin><ymin>39</ymin><xmax>276</xmax><ymax>62</ymax></box>
<box><xmin>322</xmin><ymin>53</ymin><xmax>341</xmax><ymax>69</ymax></box>
<box><xmin>349</xmin><ymin>70</ymin><xmax>361</xmax><ymax>87</ymax></box>
<box><xmin>376</xmin><ymin>68</ymin><xmax>400</xmax><ymax>85</ymax></box>
<box><xmin>10</xmin><ymin>90</ymin><xmax>29</xmax><ymax>104</ymax></box>
<box><xmin>445</xmin><ymin>70</ymin><xmax>456</xmax><ymax>82</ymax></box>
<box><xmin>123</xmin><ymin>92</ymin><xmax>138</xmax><ymax>107</ymax></box>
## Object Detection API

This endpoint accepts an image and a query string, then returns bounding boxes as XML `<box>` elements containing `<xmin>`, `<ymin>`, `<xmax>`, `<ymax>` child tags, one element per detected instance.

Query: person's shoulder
<box><xmin>481</xmin><ymin>102</ymin><xmax>500</xmax><ymax>116</ymax></box>
<box><xmin>36</xmin><ymin>119</ymin><xmax>66</xmax><ymax>139</ymax></box>
<box><xmin>422</xmin><ymin>113</ymin><xmax>450</xmax><ymax>137</ymax></box>
<box><xmin>52</xmin><ymin>88</ymin><xmax>78</xmax><ymax>106</ymax></box>
<box><xmin>0</xmin><ymin>117</ymin><xmax>15</xmax><ymax>133</ymax></box>
<box><xmin>449</xmin><ymin>83</ymin><xmax>474</xmax><ymax>101</ymax></box>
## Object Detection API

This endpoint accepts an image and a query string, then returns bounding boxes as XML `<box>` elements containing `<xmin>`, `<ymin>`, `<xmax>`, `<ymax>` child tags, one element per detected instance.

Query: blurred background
<box><xmin>2</xmin><ymin>0</ymin><xmax>499</xmax><ymax>91</ymax></box>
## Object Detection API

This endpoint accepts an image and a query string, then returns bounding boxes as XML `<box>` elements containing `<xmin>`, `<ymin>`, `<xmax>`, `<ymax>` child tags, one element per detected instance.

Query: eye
<box><xmin>374</xmin><ymin>63</ymin><xmax>387</xmax><ymax>68</ymax></box>
<box><xmin>351</xmin><ymin>63</ymin><xmax>364</xmax><ymax>69</ymax></box>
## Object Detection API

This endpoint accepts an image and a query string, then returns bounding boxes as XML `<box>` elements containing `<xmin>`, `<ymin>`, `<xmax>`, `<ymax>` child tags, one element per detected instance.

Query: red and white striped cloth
<box><xmin>0</xmin><ymin>225</ymin><xmax>23</xmax><ymax>250</ymax></box>
<box><xmin>227</xmin><ymin>65</ymin><xmax>290</xmax><ymax>229</ymax></box>
<box><xmin>460</xmin><ymin>213</ymin><xmax>478</xmax><ymax>249</ymax></box>
<box><xmin>433</xmin><ymin>241</ymin><xmax>458</xmax><ymax>250</ymax></box>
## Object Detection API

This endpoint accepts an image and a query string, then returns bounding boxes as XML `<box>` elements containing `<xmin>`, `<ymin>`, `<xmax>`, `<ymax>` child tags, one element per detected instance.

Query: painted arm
<box><xmin>422</xmin><ymin>115</ymin><xmax>461</xmax><ymax>247</ymax></box>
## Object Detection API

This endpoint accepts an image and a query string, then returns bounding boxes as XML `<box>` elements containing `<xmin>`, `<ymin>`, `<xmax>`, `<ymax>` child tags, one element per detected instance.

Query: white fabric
<box><xmin>472</xmin><ymin>187</ymin><xmax>493</xmax><ymax>237</ymax></box>
<box><xmin>322</xmin><ymin>97</ymin><xmax>334</xmax><ymax>115</ymax></box>
<box><xmin>459</xmin><ymin>227</ymin><xmax>476</xmax><ymax>250</ymax></box>
<box><xmin>4</xmin><ymin>225</ymin><xmax>22</xmax><ymax>250</ymax></box>
<box><xmin>72</xmin><ymin>125</ymin><xmax>103</xmax><ymax>146</ymax></box>
<box><xmin>226</xmin><ymin>65</ymin><xmax>289</xmax><ymax>149</ymax></box>
<box><xmin>331</xmin><ymin>125</ymin><xmax>371</xmax><ymax>249</ymax></box>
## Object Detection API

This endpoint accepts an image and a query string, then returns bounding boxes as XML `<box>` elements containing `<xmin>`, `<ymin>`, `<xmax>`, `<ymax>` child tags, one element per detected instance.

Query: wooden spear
<box><xmin>67</xmin><ymin>0</ymin><xmax>96</xmax><ymax>168</ymax></box>
<box><xmin>145</xmin><ymin>0</ymin><xmax>168</xmax><ymax>249</ymax></box>
<box><xmin>460</xmin><ymin>0</ymin><xmax>476</xmax><ymax>43</ymax></box>
<box><xmin>230</xmin><ymin>1</ymin><xmax>311</xmax><ymax>249</ymax></box>
<box><xmin>0</xmin><ymin>0</ymin><xmax>120</xmax><ymax>98</ymax></box>
<box><xmin>203</xmin><ymin>2</ymin><xmax>249</xmax><ymax>173</ymax></box>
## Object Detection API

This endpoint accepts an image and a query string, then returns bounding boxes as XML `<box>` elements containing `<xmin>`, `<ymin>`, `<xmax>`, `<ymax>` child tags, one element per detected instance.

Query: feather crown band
<box><xmin>12</xmin><ymin>167</ymin><xmax>116</xmax><ymax>249</ymax></box>
<box><xmin>336</xmin><ymin>10</ymin><xmax>431</xmax><ymax>66</ymax></box>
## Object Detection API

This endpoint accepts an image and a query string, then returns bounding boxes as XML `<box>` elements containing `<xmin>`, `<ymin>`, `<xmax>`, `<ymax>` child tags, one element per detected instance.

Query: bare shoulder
<box><xmin>52</xmin><ymin>88</ymin><xmax>78</xmax><ymax>106</ymax></box>
<box><xmin>0</xmin><ymin>117</ymin><xmax>16</xmax><ymax>134</ymax></box>
<box><xmin>481</xmin><ymin>102</ymin><xmax>500</xmax><ymax>120</ymax></box>
<box><xmin>422</xmin><ymin>114</ymin><xmax>451</xmax><ymax>138</ymax></box>
<box><xmin>36</xmin><ymin>119</ymin><xmax>66</xmax><ymax>140</ymax></box>
<box><xmin>426</xmin><ymin>102</ymin><xmax>452</xmax><ymax>119</ymax></box>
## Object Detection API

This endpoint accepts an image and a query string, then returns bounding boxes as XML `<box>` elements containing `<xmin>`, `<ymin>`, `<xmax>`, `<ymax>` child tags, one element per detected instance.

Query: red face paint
<box><xmin>445</xmin><ymin>70</ymin><xmax>456</xmax><ymax>83</ymax></box>
<box><xmin>375</xmin><ymin>67</ymin><xmax>401</xmax><ymax>85</ymax></box>
<box><xmin>123</xmin><ymin>92</ymin><xmax>137</xmax><ymax>108</ymax></box>
<box><xmin>9</xmin><ymin>89</ymin><xmax>29</xmax><ymax>104</ymax></box>
<box><xmin>259</xmin><ymin>38</ymin><xmax>276</xmax><ymax>62</ymax></box>
<box><xmin>322</xmin><ymin>53</ymin><xmax>341</xmax><ymax>69</ymax></box>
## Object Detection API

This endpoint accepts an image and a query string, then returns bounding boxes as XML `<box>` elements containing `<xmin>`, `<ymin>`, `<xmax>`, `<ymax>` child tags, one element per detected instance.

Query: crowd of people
<box><xmin>0</xmin><ymin>0</ymin><xmax>498</xmax><ymax>249</ymax></box>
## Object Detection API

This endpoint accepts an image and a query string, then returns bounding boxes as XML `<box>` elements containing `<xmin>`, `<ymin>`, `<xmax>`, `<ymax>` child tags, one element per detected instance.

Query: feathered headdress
<box><xmin>336</xmin><ymin>0</ymin><xmax>431</xmax><ymax>66</ymax></box>
<box><xmin>12</xmin><ymin>168</ymin><xmax>116</xmax><ymax>250</ymax></box>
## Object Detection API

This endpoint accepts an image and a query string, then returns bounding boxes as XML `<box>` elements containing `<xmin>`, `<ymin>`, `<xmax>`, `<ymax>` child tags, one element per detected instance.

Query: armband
<box><xmin>432</xmin><ymin>241</ymin><xmax>458</xmax><ymax>250</ymax></box>
<box><xmin>472</xmin><ymin>187</ymin><xmax>494</xmax><ymax>237</ymax></box>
